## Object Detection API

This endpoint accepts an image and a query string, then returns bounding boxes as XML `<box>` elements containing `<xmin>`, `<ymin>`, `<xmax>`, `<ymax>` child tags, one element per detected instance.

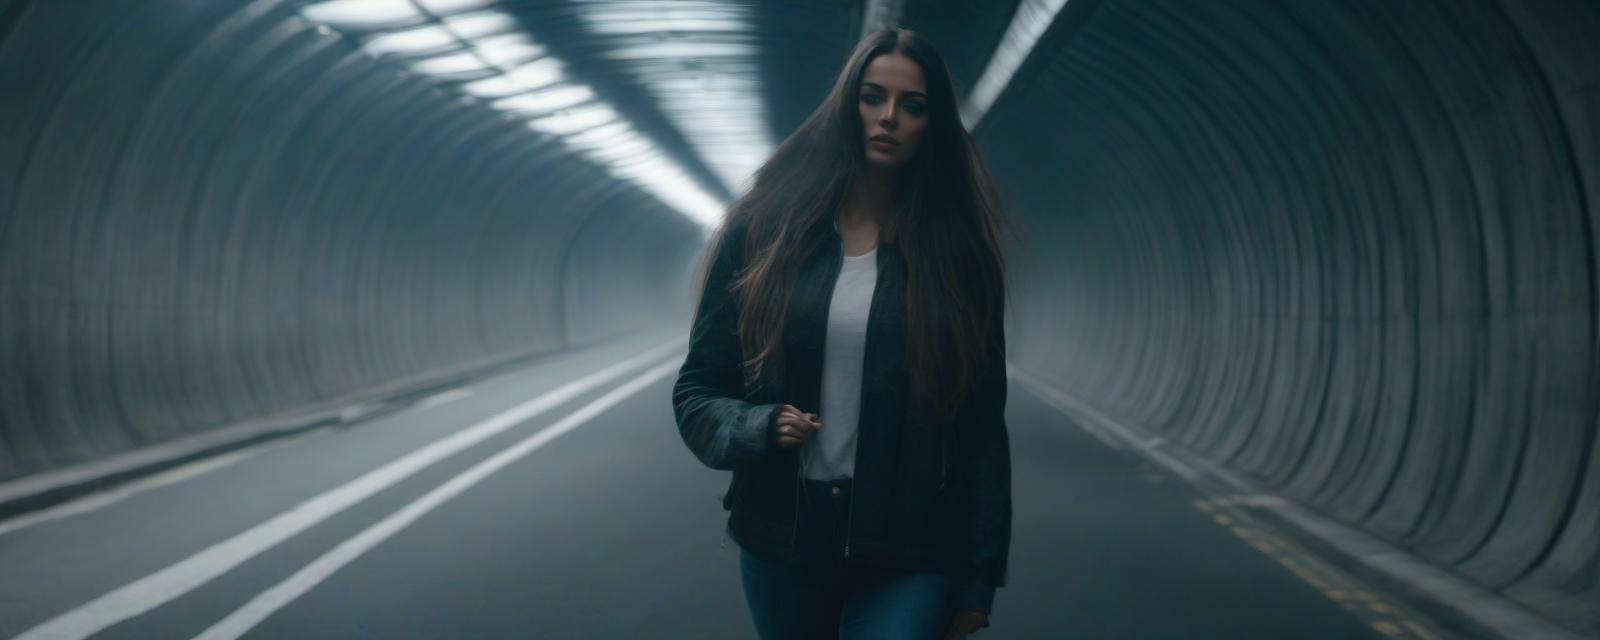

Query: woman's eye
<box><xmin>904</xmin><ymin>101</ymin><xmax>926</xmax><ymax>116</ymax></box>
<box><xmin>862</xmin><ymin>94</ymin><xmax>883</xmax><ymax>105</ymax></box>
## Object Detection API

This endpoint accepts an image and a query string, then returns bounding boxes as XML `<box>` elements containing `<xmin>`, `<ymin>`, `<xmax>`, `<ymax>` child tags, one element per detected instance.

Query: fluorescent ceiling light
<box><xmin>363</xmin><ymin>25</ymin><xmax>458</xmax><ymax>56</ymax></box>
<box><xmin>527</xmin><ymin>105</ymin><xmax>619</xmax><ymax>136</ymax></box>
<box><xmin>621</xmin><ymin>167</ymin><xmax>724</xmax><ymax>223</ymax></box>
<box><xmin>441</xmin><ymin>11</ymin><xmax>518</xmax><ymax>39</ymax></box>
<box><xmin>587</xmin><ymin>18</ymin><xmax>744</xmax><ymax>34</ymax></box>
<box><xmin>299</xmin><ymin>3</ymin><xmax>730</xmax><ymax>227</ymax></box>
<box><xmin>563</xmin><ymin>121</ymin><xmax>634</xmax><ymax>149</ymax></box>
<box><xmin>604</xmin><ymin>41</ymin><xmax>757</xmax><ymax>60</ymax></box>
<box><xmin>461</xmin><ymin>74</ymin><xmax>526</xmax><ymax>98</ymax></box>
<box><xmin>570</xmin><ymin>2</ymin><xmax>772</xmax><ymax>198</ymax></box>
<box><xmin>577</xmin><ymin>4</ymin><xmax>747</xmax><ymax>24</ymax></box>
<box><xmin>302</xmin><ymin>0</ymin><xmax>422</xmax><ymax>27</ymax></box>
<box><xmin>610</xmin><ymin>161</ymin><xmax>664</xmax><ymax>180</ymax></box>
<box><xmin>587</xmin><ymin>138</ymin><xmax>655</xmax><ymax>161</ymax></box>
<box><xmin>473</xmin><ymin>34</ymin><xmax>543</xmax><ymax>66</ymax></box>
<box><xmin>505</xmin><ymin>57</ymin><xmax>566</xmax><ymax>89</ymax></box>
<box><xmin>606</xmin><ymin>154</ymin><xmax>666</xmax><ymax>174</ymax></box>
<box><xmin>492</xmin><ymin>85</ymin><xmax>594</xmax><ymax>115</ymax></box>
<box><xmin>417</xmin><ymin>0</ymin><xmax>497</xmax><ymax>14</ymax></box>
<box><xmin>459</xmin><ymin>57</ymin><xmax>566</xmax><ymax>98</ymax></box>
<box><xmin>411</xmin><ymin>51</ymin><xmax>492</xmax><ymax>75</ymax></box>
<box><xmin>962</xmin><ymin>0</ymin><xmax>1070</xmax><ymax>129</ymax></box>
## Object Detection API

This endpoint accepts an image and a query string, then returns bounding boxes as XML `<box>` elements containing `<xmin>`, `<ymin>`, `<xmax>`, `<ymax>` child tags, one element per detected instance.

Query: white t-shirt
<box><xmin>802</xmin><ymin>244</ymin><xmax>877</xmax><ymax>480</ymax></box>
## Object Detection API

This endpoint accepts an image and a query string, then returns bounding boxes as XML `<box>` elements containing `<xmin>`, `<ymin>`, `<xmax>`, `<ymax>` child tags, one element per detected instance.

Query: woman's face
<box><xmin>858</xmin><ymin>53</ymin><xmax>928</xmax><ymax>170</ymax></box>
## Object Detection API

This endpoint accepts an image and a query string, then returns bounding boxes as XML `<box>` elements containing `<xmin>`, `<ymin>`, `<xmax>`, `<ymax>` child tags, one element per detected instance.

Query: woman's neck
<box><xmin>840</xmin><ymin>166</ymin><xmax>899</xmax><ymax>228</ymax></box>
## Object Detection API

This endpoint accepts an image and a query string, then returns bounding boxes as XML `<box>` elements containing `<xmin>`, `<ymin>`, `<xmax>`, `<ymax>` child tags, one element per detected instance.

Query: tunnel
<box><xmin>0</xmin><ymin>0</ymin><xmax>1595</xmax><ymax>638</ymax></box>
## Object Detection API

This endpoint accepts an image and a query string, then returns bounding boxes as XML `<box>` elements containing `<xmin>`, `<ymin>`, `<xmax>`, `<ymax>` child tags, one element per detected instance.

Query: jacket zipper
<box><xmin>837</xmin><ymin>235</ymin><xmax>859</xmax><ymax>560</ymax></box>
<box><xmin>792</xmin><ymin>237</ymin><xmax>847</xmax><ymax>561</ymax></box>
<box><xmin>844</xmin><ymin>243</ymin><xmax>860</xmax><ymax>560</ymax></box>
<box><xmin>798</xmin><ymin>226</ymin><xmax>880</xmax><ymax>562</ymax></box>
<box><xmin>844</xmin><ymin>231</ymin><xmax>895</xmax><ymax>560</ymax></box>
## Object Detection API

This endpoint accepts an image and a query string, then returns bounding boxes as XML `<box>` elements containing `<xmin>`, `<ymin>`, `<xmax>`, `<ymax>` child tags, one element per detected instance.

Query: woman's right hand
<box><xmin>773</xmin><ymin>404</ymin><xmax>821</xmax><ymax>448</ymax></box>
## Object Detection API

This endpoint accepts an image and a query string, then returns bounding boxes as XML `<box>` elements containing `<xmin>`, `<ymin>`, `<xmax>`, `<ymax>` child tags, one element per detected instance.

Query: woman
<box><xmin>672</xmin><ymin>28</ymin><xmax>1012</xmax><ymax>639</ymax></box>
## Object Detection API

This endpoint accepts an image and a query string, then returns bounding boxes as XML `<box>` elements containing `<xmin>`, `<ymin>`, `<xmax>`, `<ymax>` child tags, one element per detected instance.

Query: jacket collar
<box><xmin>824</xmin><ymin>217</ymin><xmax>896</xmax><ymax>269</ymax></box>
<box><xmin>782</xmin><ymin>216</ymin><xmax>906</xmax><ymax>415</ymax></box>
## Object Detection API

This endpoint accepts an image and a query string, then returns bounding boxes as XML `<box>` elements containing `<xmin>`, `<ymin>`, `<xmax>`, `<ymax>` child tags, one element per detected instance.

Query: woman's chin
<box><xmin>864</xmin><ymin>153</ymin><xmax>903</xmax><ymax>170</ymax></box>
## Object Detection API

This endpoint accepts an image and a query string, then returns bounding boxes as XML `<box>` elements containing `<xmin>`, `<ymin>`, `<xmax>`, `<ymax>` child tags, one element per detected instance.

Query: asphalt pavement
<box><xmin>0</xmin><ymin>331</ymin><xmax>1443</xmax><ymax>639</ymax></box>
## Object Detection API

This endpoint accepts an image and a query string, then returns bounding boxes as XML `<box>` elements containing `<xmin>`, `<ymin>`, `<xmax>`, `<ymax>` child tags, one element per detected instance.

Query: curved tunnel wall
<box><xmin>0</xmin><ymin>2</ymin><xmax>703</xmax><ymax>481</ymax></box>
<box><xmin>3</xmin><ymin>0</ymin><xmax>1597</xmax><ymax>634</ymax></box>
<box><xmin>983</xmin><ymin>0</ymin><xmax>1598</xmax><ymax>632</ymax></box>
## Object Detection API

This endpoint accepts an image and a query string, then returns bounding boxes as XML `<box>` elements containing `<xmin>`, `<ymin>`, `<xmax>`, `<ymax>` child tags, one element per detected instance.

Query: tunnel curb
<box><xmin>1161</xmin><ymin>446</ymin><xmax>1570</xmax><ymax>640</ymax></box>
<box><xmin>0</xmin><ymin>329</ymin><xmax>662</xmax><ymax>525</ymax></box>
<box><xmin>1011</xmin><ymin>366</ymin><xmax>1593</xmax><ymax>640</ymax></box>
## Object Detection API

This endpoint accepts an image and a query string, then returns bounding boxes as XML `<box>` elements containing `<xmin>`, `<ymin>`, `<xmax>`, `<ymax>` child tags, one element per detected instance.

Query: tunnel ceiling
<box><xmin>2</xmin><ymin>0</ymin><xmax>1596</xmax><ymax>637</ymax></box>
<box><xmin>973</xmin><ymin>0</ymin><xmax>1598</xmax><ymax>635</ymax></box>
<box><xmin>290</xmin><ymin>0</ymin><xmax>1079</xmax><ymax>226</ymax></box>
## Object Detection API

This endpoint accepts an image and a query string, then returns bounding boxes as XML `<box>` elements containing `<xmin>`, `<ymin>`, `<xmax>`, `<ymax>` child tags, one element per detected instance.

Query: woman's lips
<box><xmin>869</xmin><ymin>139</ymin><xmax>898</xmax><ymax>151</ymax></box>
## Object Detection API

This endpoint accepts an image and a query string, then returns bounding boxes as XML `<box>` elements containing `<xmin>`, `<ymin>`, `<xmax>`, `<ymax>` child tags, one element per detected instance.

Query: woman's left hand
<box><xmin>943</xmin><ymin>610</ymin><xmax>990</xmax><ymax>638</ymax></box>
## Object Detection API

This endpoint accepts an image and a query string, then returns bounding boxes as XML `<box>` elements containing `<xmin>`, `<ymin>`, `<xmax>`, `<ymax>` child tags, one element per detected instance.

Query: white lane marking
<box><xmin>1009</xmin><ymin>366</ymin><xmax>1198</xmax><ymax>480</ymax></box>
<box><xmin>12</xmin><ymin>340</ymin><xmax>684</xmax><ymax>640</ymax></box>
<box><xmin>1142</xmin><ymin>448</ymin><xmax>1199</xmax><ymax>481</ymax></box>
<box><xmin>412</xmin><ymin>388</ymin><xmax>474</xmax><ymax>412</ymax></box>
<box><xmin>1007</xmin><ymin>367</ymin><xmax>1123</xmax><ymax>450</ymax></box>
<box><xmin>0</xmin><ymin>427</ymin><xmax>334</xmax><ymax>538</ymax></box>
<box><xmin>193</xmin><ymin>357</ymin><xmax>681</xmax><ymax>640</ymax></box>
<box><xmin>1176</xmin><ymin>446</ymin><xmax>1257</xmax><ymax>494</ymax></box>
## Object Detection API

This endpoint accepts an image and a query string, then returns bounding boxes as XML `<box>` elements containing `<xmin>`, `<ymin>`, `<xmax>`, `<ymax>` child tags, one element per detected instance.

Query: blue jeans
<box><xmin>739</xmin><ymin>477</ymin><xmax>961</xmax><ymax>639</ymax></box>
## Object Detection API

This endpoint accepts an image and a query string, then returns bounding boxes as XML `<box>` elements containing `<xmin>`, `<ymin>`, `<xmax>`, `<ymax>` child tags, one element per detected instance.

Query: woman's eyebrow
<box><xmin>861</xmin><ymin>82</ymin><xmax>927</xmax><ymax>99</ymax></box>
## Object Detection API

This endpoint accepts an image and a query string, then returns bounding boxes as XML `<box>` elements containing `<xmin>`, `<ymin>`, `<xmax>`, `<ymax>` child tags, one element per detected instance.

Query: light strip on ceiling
<box><xmin>961</xmin><ymin>0</ymin><xmax>1070</xmax><ymax>130</ymax></box>
<box><xmin>362</xmin><ymin>25</ymin><xmax>456</xmax><ymax>56</ymax></box>
<box><xmin>573</xmin><ymin>1</ymin><xmax>775</xmax><ymax>197</ymax></box>
<box><xmin>302</xmin><ymin>0</ymin><xmax>422</xmax><ymax>27</ymax></box>
<box><xmin>299</xmin><ymin>0</ymin><xmax>726</xmax><ymax>226</ymax></box>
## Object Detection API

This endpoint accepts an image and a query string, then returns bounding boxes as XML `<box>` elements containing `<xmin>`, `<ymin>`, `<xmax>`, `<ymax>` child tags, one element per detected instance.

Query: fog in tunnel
<box><xmin>0</xmin><ymin>0</ymin><xmax>1596</xmax><ymax>638</ymax></box>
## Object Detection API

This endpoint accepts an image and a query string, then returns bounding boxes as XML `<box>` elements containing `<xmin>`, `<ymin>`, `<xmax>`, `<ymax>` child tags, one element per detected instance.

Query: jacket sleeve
<box><xmin>949</xmin><ymin>300</ymin><xmax>1013</xmax><ymax>616</ymax></box>
<box><xmin>672</xmin><ymin>218</ymin><xmax>786</xmax><ymax>472</ymax></box>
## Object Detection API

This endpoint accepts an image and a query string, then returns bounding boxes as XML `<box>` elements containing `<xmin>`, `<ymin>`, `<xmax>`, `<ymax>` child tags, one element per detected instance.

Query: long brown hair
<box><xmin>698</xmin><ymin>28</ymin><xmax>1009</xmax><ymax>419</ymax></box>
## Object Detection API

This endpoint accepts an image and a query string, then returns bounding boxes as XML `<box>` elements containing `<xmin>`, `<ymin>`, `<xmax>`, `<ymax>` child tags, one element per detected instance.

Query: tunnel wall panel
<box><xmin>0</xmin><ymin>2</ymin><xmax>702</xmax><ymax>481</ymax></box>
<box><xmin>983</xmin><ymin>0</ymin><xmax>1598</xmax><ymax>633</ymax></box>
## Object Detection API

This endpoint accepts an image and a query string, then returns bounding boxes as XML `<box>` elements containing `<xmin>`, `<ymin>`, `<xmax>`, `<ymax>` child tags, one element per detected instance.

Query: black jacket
<box><xmin>672</xmin><ymin>212</ymin><xmax>1012</xmax><ymax>616</ymax></box>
